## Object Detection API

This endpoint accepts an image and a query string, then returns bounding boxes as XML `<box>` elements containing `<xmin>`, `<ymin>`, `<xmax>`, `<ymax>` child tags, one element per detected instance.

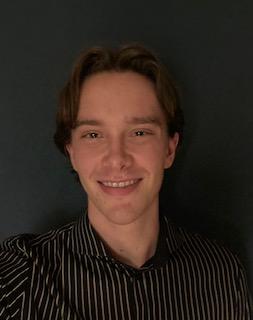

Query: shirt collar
<box><xmin>70</xmin><ymin>211</ymin><xmax>185</xmax><ymax>268</ymax></box>
<box><xmin>142</xmin><ymin>215</ymin><xmax>184</xmax><ymax>268</ymax></box>
<box><xmin>69</xmin><ymin>212</ymin><xmax>108</xmax><ymax>257</ymax></box>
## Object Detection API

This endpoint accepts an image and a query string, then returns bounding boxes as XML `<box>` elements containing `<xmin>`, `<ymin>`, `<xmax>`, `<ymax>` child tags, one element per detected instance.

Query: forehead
<box><xmin>78</xmin><ymin>71</ymin><xmax>166</xmax><ymax>123</ymax></box>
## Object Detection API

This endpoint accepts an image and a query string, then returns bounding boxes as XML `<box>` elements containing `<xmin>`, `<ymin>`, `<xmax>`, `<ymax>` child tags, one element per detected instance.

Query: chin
<box><xmin>95</xmin><ymin>203</ymin><xmax>145</xmax><ymax>226</ymax></box>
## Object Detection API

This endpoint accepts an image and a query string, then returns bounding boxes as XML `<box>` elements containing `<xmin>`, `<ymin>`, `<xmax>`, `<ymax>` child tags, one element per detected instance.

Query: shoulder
<box><xmin>163</xmin><ymin>217</ymin><xmax>252</xmax><ymax>315</ymax></box>
<box><xmin>0</xmin><ymin>233</ymin><xmax>35</xmax><ymax>271</ymax></box>
<box><xmin>29</xmin><ymin>220</ymin><xmax>77</xmax><ymax>252</ymax></box>
<box><xmin>163</xmin><ymin>216</ymin><xmax>250</xmax><ymax>292</ymax></box>
<box><xmin>178</xmin><ymin>226</ymin><xmax>243</xmax><ymax>274</ymax></box>
<box><xmin>163</xmin><ymin>216</ymin><xmax>242</xmax><ymax>271</ymax></box>
<box><xmin>0</xmin><ymin>221</ymin><xmax>77</xmax><ymax>317</ymax></box>
<box><xmin>0</xmin><ymin>220</ymin><xmax>76</xmax><ymax>261</ymax></box>
<box><xmin>0</xmin><ymin>233</ymin><xmax>35</xmax><ymax>318</ymax></box>
<box><xmin>0</xmin><ymin>221</ymin><xmax>76</xmax><ymax>274</ymax></box>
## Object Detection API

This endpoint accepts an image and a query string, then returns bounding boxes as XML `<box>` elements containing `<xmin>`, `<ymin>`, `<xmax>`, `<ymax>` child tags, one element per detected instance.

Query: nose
<box><xmin>102</xmin><ymin>137</ymin><xmax>133</xmax><ymax>170</ymax></box>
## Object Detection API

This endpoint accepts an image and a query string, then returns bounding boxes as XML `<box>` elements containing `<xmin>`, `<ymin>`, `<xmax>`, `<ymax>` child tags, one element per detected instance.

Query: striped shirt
<box><xmin>0</xmin><ymin>213</ymin><xmax>252</xmax><ymax>319</ymax></box>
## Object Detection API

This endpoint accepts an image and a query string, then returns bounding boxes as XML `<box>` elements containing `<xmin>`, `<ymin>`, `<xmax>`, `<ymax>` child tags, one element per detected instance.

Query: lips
<box><xmin>100</xmin><ymin>179</ymin><xmax>139</xmax><ymax>188</ymax></box>
<box><xmin>98</xmin><ymin>178</ymin><xmax>141</xmax><ymax>195</ymax></box>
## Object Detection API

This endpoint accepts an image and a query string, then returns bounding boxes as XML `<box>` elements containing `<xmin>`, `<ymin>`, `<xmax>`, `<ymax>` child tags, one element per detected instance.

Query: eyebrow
<box><xmin>126</xmin><ymin>116</ymin><xmax>162</xmax><ymax>126</ymax></box>
<box><xmin>75</xmin><ymin>116</ymin><xmax>163</xmax><ymax>128</ymax></box>
<box><xmin>74</xmin><ymin>119</ymin><xmax>103</xmax><ymax>128</ymax></box>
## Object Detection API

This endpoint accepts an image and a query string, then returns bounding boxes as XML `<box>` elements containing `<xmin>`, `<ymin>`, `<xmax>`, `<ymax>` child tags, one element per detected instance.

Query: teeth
<box><xmin>101</xmin><ymin>180</ymin><xmax>138</xmax><ymax>188</ymax></box>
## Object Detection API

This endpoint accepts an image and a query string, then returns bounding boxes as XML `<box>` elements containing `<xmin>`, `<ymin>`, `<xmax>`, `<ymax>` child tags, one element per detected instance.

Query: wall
<box><xmin>0</xmin><ymin>1</ymin><xmax>252</xmax><ymax>292</ymax></box>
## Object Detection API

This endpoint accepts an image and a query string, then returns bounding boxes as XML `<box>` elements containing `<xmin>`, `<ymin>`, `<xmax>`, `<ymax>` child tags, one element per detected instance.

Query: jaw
<box><xmin>87</xmin><ymin>193</ymin><xmax>160</xmax><ymax>231</ymax></box>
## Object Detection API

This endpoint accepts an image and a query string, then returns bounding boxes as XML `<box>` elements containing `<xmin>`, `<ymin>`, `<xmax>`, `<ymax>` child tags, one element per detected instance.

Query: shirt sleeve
<box><xmin>0</xmin><ymin>301</ymin><xmax>12</xmax><ymax>320</ymax></box>
<box><xmin>236</xmin><ymin>259</ymin><xmax>253</xmax><ymax>319</ymax></box>
<box><xmin>0</xmin><ymin>235</ymin><xmax>33</xmax><ymax>319</ymax></box>
<box><xmin>0</xmin><ymin>249</ymin><xmax>19</xmax><ymax>319</ymax></box>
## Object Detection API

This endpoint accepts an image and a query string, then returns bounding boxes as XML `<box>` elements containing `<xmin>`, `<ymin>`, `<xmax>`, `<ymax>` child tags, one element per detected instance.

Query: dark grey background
<box><xmin>0</xmin><ymin>1</ymin><xmax>252</xmax><ymax>292</ymax></box>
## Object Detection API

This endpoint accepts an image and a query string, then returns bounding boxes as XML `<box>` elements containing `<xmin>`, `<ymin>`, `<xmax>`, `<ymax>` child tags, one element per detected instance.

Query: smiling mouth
<box><xmin>99</xmin><ymin>179</ymin><xmax>140</xmax><ymax>188</ymax></box>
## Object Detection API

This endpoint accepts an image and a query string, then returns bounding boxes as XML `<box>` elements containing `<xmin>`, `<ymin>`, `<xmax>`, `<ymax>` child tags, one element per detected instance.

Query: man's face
<box><xmin>67</xmin><ymin>71</ymin><xmax>178</xmax><ymax>226</ymax></box>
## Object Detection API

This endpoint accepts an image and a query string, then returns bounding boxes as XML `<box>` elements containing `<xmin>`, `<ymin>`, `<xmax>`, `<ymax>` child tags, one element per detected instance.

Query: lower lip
<box><xmin>98</xmin><ymin>180</ymin><xmax>141</xmax><ymax>196</ymax></box>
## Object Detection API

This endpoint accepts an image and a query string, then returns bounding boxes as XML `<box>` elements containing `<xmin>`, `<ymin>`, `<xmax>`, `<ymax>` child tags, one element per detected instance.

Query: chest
<box><xmin>25</xmin><ymin>252</ymin><xmax>237</xmax><ymax>320</ymax></box>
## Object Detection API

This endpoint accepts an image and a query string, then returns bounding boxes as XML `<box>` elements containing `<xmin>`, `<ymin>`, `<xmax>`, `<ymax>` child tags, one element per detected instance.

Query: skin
<box><xmin>67</xmin><ymin>71</ymin><xmax>179</xmax><ymax>268</ymax></box>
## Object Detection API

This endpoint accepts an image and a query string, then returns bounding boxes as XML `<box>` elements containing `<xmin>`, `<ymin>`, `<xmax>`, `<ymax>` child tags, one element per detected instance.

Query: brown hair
<box><xmin>54</xmin><ymin>44</ymin><xmax>184</xmax><ymax>155</ymax></box>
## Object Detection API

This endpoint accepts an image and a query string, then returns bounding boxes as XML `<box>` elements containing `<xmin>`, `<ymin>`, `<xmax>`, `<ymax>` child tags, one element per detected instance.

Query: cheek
<box><xmin>135</xmin><ymin>145</ymin><xmax>167</xmax><ymax>170</ymax></box>
<box><xmin>71</xmin><ymin>148</ymin><xmax>95</xmax><ymax>174</ymax></box>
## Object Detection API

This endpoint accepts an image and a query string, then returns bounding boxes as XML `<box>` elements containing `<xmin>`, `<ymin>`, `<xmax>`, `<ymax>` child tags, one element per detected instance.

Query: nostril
<box><xmin>102</xmin><ymin>148</ymin><xmax>133</xmax><ymax>169</ymax></box>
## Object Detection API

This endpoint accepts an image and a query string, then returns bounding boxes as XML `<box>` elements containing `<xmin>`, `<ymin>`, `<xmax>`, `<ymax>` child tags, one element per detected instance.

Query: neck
<box><xmin>88</xmin><ymin>207</ymin><xmax>160</xmax><ymax>269</ymax></box>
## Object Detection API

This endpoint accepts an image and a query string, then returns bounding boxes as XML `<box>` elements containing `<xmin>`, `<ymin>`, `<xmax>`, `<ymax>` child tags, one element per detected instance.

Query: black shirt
<box><xmin>0</xmin><ymin>213</ymin><xmax>252</xmax><ymax>319</ymax></box>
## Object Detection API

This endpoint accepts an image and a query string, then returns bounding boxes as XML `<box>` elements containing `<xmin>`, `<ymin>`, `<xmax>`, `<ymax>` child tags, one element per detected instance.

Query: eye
<box><xmin>133</xmin><ymin>129</ymin><xmax>153</xmax><ymax>137</ymax></box>
<box><xmin>135</xmin><ymin>130</ymin><xmax>146</xmax><ymax>136</ymax></box>
<box><xmin>82</xmin><ymin>132</ymin><xmax>101</xmax><ymax>139</ymax></box>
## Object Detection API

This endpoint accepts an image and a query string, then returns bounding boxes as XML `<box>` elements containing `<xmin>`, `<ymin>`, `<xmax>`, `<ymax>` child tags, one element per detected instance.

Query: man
<box><xmin>0</xmin><ymin>44</ymin><xmax>252</xmax><ymax>319</ymax></box>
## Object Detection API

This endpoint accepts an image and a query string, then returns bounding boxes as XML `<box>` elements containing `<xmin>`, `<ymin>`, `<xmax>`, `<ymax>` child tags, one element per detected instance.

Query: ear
<box><xmin>164</xmin><ymin>133</ymin><xmax>179</xmax><ymax>169</ymax></box>
<box><xmin>65</xmin><ymin>143</ymin><xmax>77</xmax><ymax>171</ymax></box>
